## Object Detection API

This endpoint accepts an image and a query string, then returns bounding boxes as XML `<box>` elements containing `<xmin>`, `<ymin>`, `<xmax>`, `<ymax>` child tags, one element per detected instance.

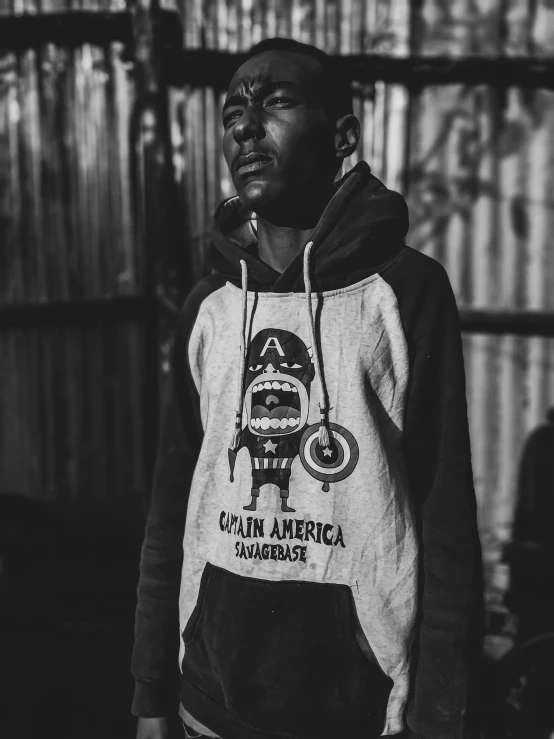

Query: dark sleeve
<box><xmin>130</xmin><ymin>274</ymin><xmax>225</xmax><ymax>718</ymax></box>
<box><xmin>383</xmin><ymin>249</ymin><xmax>484</xmax><ymax>739</ymax></box>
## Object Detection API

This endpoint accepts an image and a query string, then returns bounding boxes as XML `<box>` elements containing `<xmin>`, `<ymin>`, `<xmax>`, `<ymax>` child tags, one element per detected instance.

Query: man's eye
<box><xmin>223</xmin><ymin>110</ymin><xmax>241</xmax><ymax>127</ymax></box>
<box><xmin>266</xmin><ymin>97</ymin><xmax>292</xmax><ymax>107</ymax></box>
<box><xmin>249</xmin><ymin>364</ymin><xmax>263</xmax><ymax>371</ymax></box>
<box><xmin>280</xmin><ymin>362</ymin><xmax>301</xmax><ymax>369</ymax></box>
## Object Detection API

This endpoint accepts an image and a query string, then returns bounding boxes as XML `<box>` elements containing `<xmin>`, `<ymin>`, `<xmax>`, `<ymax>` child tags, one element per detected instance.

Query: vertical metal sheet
<box><xmin>415</xmin><ymin>0</ymin><xmax>554</xmax><ymax>57</ymax></box>
<box><xmin>177</xmin><ymin>0</ymin><xmax>411</xmax><ymax>54</ymax></box>
<box><xmin>0</xmin><ymin>43</ymin><xmax>147</xmax><ymax>507</ymax></box>
<box><xmin>407</xmin><ymin>82</ymin><xmax>554</xmax><ymax>608</ymax></box>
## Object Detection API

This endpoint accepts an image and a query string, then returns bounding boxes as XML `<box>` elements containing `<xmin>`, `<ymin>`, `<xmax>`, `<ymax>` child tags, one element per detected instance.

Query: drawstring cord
<box><xmin>229</xmin><ymin>244</ymin><xmax>330</xmax><ymax>456</ymax></box>
<box><xmin>303</xmin><ymin>241</ymin><xmax>330</xmax><ymax>449</ymax></box>
<box><xmin>230</xmin><ymin>259</ymin><xmax>249</xmax><ymax>451</ymax></box>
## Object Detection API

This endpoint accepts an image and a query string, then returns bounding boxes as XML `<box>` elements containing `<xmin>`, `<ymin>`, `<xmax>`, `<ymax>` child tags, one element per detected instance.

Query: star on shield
<box><xmin>322</xmin><ymin>447</ymin><xmax>333</xmax><ymax>457</ymax></box>
<box><xmin>263</xmin><ymin>439</ymin><xmax>277</xmax><ymax>455</ymax></box>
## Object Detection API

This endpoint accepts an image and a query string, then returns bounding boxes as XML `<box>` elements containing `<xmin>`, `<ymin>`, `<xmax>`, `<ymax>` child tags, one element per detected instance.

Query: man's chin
<box><xmin>237</xmin><ymin>181</ymin><xmax>279</xmax><ymax>213</ymax></box>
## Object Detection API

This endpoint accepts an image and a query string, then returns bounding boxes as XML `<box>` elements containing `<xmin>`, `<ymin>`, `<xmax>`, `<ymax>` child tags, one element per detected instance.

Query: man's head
<box><xmin>222</xmin><ymin>38</ymin><xmax>360</xmax><ymax>218</ymax></box>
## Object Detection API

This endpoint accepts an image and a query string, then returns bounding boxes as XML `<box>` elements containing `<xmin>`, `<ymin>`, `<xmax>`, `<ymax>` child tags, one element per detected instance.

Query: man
<box><xmin>132</xmin><ymin>38</ymin><xmax>482</xmax><ymax>739</ymax></box>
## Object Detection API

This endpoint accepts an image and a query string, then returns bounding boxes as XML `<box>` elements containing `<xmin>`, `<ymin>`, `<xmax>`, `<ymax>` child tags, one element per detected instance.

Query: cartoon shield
<box><xmin>299</xmin><ymin>422</ymin><xmax>359</xmax><ymax>491</ymax></box>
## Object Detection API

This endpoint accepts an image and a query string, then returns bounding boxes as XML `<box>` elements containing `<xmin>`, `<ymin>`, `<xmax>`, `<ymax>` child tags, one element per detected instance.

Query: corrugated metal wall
<box><xmin>175</xmin><ymin>0</ymin><xmax>411</xmax><ymax>54</ymax></box>
<box><xmin>160</xmin><ymin>0</ymin><xmax>554</xmax><ymax>57</ymax></box>
<box><xmin>408</xmin><ymin>84</ymin><xmax>554</xmax><ymax>614</ymax></box>
<box><xmin>0</xmin><ymin>45</ymin><xmax>139</xmax><ymax>301</ymax></box>
<box><xmin>0</xmin><ymin>39</ymin><xmax>149</xmax><ymax>515</ymax></box>
<box><xmin>0</xmin><ymin>0</ymin><xmax>125</xmax><ymax>12</ymax></box>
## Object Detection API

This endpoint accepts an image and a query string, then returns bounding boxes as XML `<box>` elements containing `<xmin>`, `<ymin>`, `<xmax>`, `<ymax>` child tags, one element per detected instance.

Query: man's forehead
<box><xmin>227</xmin><ymin>51</ymin><xmax>323</xmax><ymax>96</ymax></box>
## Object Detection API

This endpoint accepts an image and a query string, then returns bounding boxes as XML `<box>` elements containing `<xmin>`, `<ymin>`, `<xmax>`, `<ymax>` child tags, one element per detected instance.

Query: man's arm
<box><xmin>131</xmin><ymin>275</ymin><xmax>225</xmax><ymax>719</ymax></box>
<box><xmin>384</xmin><ymin>250</ymin><xmax>484</xmax><ymax>739</ymax></box>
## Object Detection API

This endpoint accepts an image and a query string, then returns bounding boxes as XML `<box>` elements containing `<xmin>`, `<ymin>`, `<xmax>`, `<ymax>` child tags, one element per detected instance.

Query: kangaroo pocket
<box><xmin>181</xmin><ymin>563</ymin><xmax>393</xmax><ymax>738</ymax></box>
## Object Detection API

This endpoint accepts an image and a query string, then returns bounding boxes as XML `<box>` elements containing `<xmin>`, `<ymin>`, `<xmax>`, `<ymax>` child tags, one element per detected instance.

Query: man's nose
<box><xmin>265</xmin><ymin>363</ymin><xmax>277</xmax><ymax>374</ymax></box>
<box><xmin>233</xmin><ymin>106</ymin><xmax>264</xmax><ymax>143</ymax></box>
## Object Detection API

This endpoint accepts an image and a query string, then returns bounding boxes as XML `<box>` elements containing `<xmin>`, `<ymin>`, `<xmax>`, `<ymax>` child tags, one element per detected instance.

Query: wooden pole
<box><xmin>163</xmin><ymin>49</ymin><xmax>554</xmax><ymax>90</ymax></box>
<box><xmin>131</xmin><ymin>0</ymin><xmax>186</xmax><ymax>498</ymax></box>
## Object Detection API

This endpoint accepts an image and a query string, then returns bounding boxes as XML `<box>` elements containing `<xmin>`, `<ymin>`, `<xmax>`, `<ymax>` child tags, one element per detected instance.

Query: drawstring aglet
<box><xmin>229</xmin><ymin>258</ymin><xmax>249</xmax><ymax>482</ymax></box>
<box><xmin>230</xmin><ymin>412</ymin><xmax>242</xmax><ymax>451</ymax></box>
<box><xmin>304</xmin><ymin>241</ymin><xmax>330</xmax><ymax>451</ymax></box>
<box><xmin>318</xmin><ymin>409</ymin><xmax>330</xmax><ymax>448</ymax></box>
<box><xmin>228</xmin><ymin>413</ymin><xmax>242</xmax><ymax>482</ymax></box>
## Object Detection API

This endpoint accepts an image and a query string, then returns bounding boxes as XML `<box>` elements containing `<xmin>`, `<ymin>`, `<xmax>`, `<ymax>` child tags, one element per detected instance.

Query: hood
<box><xmin>209</xmin><ymin>161</ymin><xmax>409</xmax><ymax>293</ymax></box>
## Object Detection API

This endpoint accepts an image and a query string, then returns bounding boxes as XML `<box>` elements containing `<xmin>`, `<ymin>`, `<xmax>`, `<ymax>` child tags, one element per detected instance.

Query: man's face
<box><xmin>222</xmin><ymin>50</ymin><xmax>336</xmax><ymax>213</ymax></box>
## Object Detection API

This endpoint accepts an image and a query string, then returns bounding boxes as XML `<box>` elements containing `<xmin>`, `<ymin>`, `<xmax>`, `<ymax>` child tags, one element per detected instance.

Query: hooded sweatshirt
<box><xmin>131</xmin><ymin>161</ymin><xmax>482</xmax><ymax>739</ymax></box>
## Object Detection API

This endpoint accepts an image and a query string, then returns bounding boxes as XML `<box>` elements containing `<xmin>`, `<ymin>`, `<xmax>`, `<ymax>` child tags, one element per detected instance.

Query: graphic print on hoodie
<box><xmin>131</xmin><ymin>161</ymin><xmax>482</xmax><ymax>739</ymax></box>
<box><xmin>228</xmin><ymin>327</ymin><xmax>359</xmax><ymax>513</ymax></box>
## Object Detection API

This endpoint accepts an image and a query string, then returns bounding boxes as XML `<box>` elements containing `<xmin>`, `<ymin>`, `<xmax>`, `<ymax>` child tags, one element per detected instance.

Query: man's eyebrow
<box><xmin>222</xmin><ymin>81</ymin><xmax>299</xmax><ymax>113</ymax></box>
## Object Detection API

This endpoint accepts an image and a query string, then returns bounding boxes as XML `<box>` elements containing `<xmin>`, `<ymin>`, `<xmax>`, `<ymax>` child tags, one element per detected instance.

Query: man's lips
<box><xmin>235</xmin><ymin>152</ymin><xmax>272</xmax><ymax>175</ymax></box>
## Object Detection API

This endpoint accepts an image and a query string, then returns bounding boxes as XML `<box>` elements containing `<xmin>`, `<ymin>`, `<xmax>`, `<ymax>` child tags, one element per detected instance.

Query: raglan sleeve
<box><xmin>130</xmin><ymin>281</ymin><xmax>213</xmax><ymax>719</ymax></box>
<box><xmin>386</xmin><ymin>252</ymin><xmax>484</xmax><ymax>739</ymax></box>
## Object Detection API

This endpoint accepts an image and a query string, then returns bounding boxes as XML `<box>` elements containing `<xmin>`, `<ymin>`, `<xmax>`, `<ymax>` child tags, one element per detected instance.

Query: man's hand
<box><xmin>136</xmin><ymin>717</ymin><xmax>171</xmax><ymax>739</ymax></box>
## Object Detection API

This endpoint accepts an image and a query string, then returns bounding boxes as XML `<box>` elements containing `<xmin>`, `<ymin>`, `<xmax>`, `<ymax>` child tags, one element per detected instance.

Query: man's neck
<box><xmin>255</xmin><ymin>181</ymin><xmax>335</xmax><ymax>274</ymax></box>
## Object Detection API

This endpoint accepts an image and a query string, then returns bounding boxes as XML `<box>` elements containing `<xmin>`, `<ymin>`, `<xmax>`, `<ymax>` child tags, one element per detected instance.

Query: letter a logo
<box><xmin>259</xmin><ymin>336</ymin><xmax>285</xmax><ymax>357</ymax></box>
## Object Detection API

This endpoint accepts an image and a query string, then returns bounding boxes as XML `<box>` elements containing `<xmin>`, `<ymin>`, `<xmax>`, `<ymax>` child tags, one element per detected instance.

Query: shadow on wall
<box><xmin>0</xmin><ymin>492</ymin><xmax>145</xmax><ymax>739</ymax></box>
<box><xmin>505</xmin><ymin>408</ymin><xmax>554</xmax><ymax>644</ymax></box>
<box><xmin>484</xmin><ymin>411</ymin><xmax>554</xmax><ymax>739</ymax></box>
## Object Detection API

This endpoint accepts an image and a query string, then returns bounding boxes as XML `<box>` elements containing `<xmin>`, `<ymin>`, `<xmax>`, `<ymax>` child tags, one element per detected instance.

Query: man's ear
<box><xmin>334</xmin><ymin>114</ymin><xmax>360</xmax><ymax>162</ymax></box>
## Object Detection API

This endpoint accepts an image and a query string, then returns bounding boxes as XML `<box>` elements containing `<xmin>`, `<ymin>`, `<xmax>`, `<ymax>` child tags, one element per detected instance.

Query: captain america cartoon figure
<box><xmin>228</xmin><ymin>327</ymin><xmax>359</xmax><ymax>512</ymax></box>
<box><xmin>228</xmin><ymin>328</ymin><xmax>314</xmax><ymax>512</ymax></box>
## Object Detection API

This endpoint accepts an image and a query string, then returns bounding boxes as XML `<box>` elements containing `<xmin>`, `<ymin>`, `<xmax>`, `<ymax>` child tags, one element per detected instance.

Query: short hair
<box><xmin>240</xmin><ymin>37</ymin><xmax>353</xmax><ymax>120</ymax></box>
